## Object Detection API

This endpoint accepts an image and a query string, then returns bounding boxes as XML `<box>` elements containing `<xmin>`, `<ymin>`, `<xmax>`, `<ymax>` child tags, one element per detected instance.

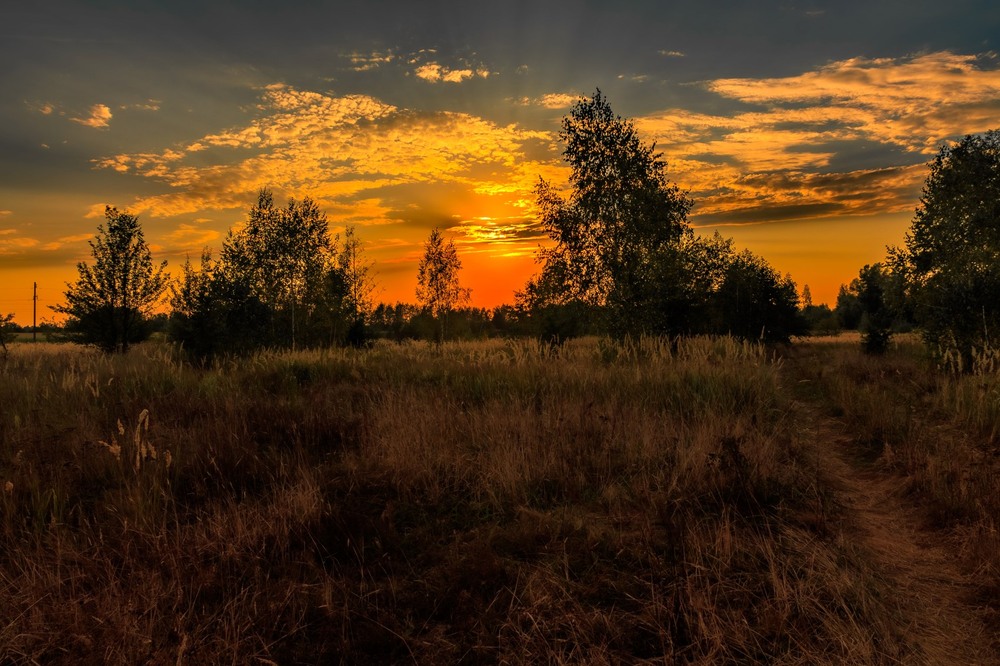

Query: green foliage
<box><xmin>897</xmin><ymin>130</ymin><xmax>1000</xmax><ymax>363</ymax></box>
<box><xmin>801</xmin><ymin>303</ymin><xmax>840</xmax><ymax>335</ymax></box>
<box><xmin>54</xmin><ymin>206</ymin><xmax>168</xmax><ymax>353</ymax></box>
<box><xmin>416</xmin><ymin>228</ymin><xmax>470</xmax><ymax>341</ymax></box>
<box><xmin>219</xmin><ymin>189</ymin><xmax>334</xmax><ymax>348</ymax></box>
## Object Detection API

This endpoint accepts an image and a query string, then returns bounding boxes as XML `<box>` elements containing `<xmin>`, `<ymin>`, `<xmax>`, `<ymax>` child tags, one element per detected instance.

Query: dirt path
<box><xmin>794</xmin><ymin>401</ymin><xmax>997</xmax><ymax>665</ymax></box>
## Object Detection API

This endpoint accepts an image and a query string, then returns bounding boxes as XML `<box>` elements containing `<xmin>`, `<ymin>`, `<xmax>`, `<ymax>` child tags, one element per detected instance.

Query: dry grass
<box><xmin>0</xmin><ymin>337</ymin><xmax>929</xmax><ymax>663</ymax></box>
<box><xmin>789</xmin><ymin>336</ymin><xmax>1000</xmax><ymax>650</ymax></box>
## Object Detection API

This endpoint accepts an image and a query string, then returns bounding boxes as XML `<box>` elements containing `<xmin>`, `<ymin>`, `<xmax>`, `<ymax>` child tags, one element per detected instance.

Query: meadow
<box><xmin>0</xmin><ymin>336</ymin><xmax>997</xmax><ymax>664</ymax></box>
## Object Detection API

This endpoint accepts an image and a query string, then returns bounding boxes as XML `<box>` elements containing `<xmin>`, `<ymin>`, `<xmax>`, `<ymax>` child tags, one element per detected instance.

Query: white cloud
<box><xmin>659</xmin><ymin>50</ymin><xmax>685</xmax><ymax>57</ymax></box>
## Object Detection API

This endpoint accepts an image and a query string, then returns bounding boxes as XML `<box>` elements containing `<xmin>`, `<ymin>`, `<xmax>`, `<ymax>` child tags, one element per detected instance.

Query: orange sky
<box><xmin>4</xmin><ymin>3</ymin><xmax>1000</xmax><ymax>325</ymax></box>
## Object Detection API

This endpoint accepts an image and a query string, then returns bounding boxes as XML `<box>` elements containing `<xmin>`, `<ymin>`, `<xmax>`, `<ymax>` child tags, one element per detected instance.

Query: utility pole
<box><xmin>33</xmin><ymin>282</ymin><xmax>37</xmax><ymax>343</ymax></box>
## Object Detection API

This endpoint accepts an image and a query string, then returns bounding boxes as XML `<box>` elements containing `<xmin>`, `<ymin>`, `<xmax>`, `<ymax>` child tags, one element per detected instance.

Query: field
<box><xmin>1</xmin><ymin>336</ymin><xmax>998</xmax><ymax>664</ymax></box>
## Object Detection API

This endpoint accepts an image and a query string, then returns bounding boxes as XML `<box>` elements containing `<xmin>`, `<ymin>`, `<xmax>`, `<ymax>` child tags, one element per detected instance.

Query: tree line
<box><xmin>20</xmin><ymin>93</ymin><xmax>1000</xmax><ymax>367</ymax></box>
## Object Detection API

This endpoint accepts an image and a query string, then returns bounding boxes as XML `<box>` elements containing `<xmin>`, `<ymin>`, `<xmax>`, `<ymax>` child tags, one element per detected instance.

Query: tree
<box><xmin>532</xmin><ymin>90</ymin><xmax>694</xmax><ymax>334</ymax></box>
<box><xmin>416</xmin><ymin>228</ymin><xmax>470</xmax><ymax>341</ymax></box>
<box><xmin>710</xmin><ymin>250</ymin><xmax>805</xmax><ymax>343</ymax></box>
<box><xmin>896</xmin><ymin>130</ymin><xmax>1000</xmax><ymax>362</ymax></box>
<box><xmin>169</xmin><ymin>250</ymin><xmax>230</xmax><ymax>359</ymax></box>
<box><xmin>218</xmin><ymin>189</ymin><xmax>334</xmax><ymax>348</ymax></box>
<box><xmin>801</xmin><ymin>285</ymin><xmax>813</xmax><ymax>309</ymax></box>
<box><xmin>55</xmin><ymin>206</ymin><xmax>168</xmax><ymax>353</ymax></box>
<box><xmin>856</xmin><ymin>263</ymin><xmax>893</xmax><ymax>354</ymax></box>
<box><xmin>0</xmin><ymin>313</ymin><xmax>15</xmax><ymax>357</ymax></box>
<box><xmin>337</xmin><ymin>226</ymin><xmax>377</xmax><ymax>345</ymax></box>
<box><xmin>834</xmin><ymin>283</ymin><xmax>863</xmax><ymax>330</ymax></box>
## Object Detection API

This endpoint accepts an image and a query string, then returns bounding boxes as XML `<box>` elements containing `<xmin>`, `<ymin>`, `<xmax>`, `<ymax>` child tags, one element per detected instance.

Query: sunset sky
<box><xmin>3</xmin><ymin>1</ymin><xmax>1000</xmax><ymax>324</ymax></box>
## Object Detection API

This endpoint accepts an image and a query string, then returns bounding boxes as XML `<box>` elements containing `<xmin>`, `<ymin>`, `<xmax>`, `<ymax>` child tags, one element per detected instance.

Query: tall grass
<box><xmin>790</xmin><ymin>336</ymin><xmax>1000</xmax><ymax>629</ymax></box>
<box><xmin>1</xmin><ymin>337</ymin><xmax>915</xmax><ymax>663</ymax></box>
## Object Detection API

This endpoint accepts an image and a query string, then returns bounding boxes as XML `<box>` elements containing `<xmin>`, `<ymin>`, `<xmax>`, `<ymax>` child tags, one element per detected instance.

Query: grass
<box><xmin>0</xmin><ymin>335</ymin><xmax>979</xmax><ymax>663</ymax></box>
<box><xmin>788</xmin><ymin>335</ymin><xmax>1000</xmax><ymax>634</ymax></box>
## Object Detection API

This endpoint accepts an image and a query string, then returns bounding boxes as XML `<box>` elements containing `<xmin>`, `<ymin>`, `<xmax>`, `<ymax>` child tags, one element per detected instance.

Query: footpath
<box><xmin>783</xmin><ymin>350</ymin><xmax>998</xmax><ymax>665</ymax></box>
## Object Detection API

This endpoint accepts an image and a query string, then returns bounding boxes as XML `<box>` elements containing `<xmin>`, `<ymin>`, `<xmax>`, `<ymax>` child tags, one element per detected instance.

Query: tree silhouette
<box><xmin>533</xmin><ymin>90</ymin><xmax>693</xmax><ymax>333</ymax></box>
<box><xmin>856</xmin><ymin>263</ymin><xmax>893</xmax><ymax>354</ymax></box>
<box><xmin>711</xmin><ymin>250</ymin><xmax>804</xmax><ymax>343</ymax></box>
<box><xmin>416</xmin><ymin>228</ymin><xmax>470</xmax><ymax>341</ymax></box>
<box><xmin>168</xmin><ymin>190</ymin><xmax>376</xmax><ymax>356</ymax></box>
<box><xmin>55</xmin><ymin>206</ymin><xmax>168</xmax><ymax>353</ymax></box>
<box><xmin>0</xmin><ymin>313</ymin><xmax>14</xmax><ymax>357</ymax></box>
<box><xmin>219</xmin><ymin>189</ymin><xmax>333</xmax><ymax>348</ymax></box>
<box><xmin>893</xmin><ymin>130</ymin><xmax>1000</xmax><ymax>363</ymax></box>
<box><xmin>337</xmin><ymin>225</ymin><xmax>377</xmax><ymax>345</ymax></box>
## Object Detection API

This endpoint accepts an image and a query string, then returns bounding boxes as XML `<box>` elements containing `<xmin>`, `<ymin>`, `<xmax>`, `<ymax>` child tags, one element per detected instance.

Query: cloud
<box><xmin>413</xmin><ymin>61</ymin><xmax>490</xmax><ymax>83</ymax></box>
<box><xmin>453</xmin><ymin>218</ymin><xmax>548</xmax><ymax>249</ymax></box>
<box><xmin>121</xmin><ymin>99</ymin><xmax>161</xmax><ymax>111</ymax></box>
<box><xmin>163</xmin><ymin>223</ymin><xmax>221</xmax><ymax>250</ymax></box>
<box><xmin>0</xmin><ymin>211</ymin><xmax>11</xmax><ymax>217</ymax></box>
<box><xmin>40</xmin><ymin>233</ymin><xmax>95</xmax><ymax>251</ymax></box>
<box><xmin>706</xmin><ymin>51</ymin><xmax>1000</xmax><ymax>152</ymax></box>
<box><xmin>659</xmin><ymin>50</ymin><xmax>685</xmax><ymax>57</ymax></box>
<box><xmin>347</xmin><ymin>50</ymin><xmax>394</xmax><ymax>71</ymax></box>
<box><xmin>94</xmin><ymin>83</ymin><xmax>566</xmax><ymax>258</ymax></box>
<box><xmin>0</xmin><ymin>235</ymin><xmax>40</xmax><ymax>255</ymax></box>
<box><xmin>636</xmin><ymin>51</ymin><xmax>1000</xmax><ymax>225</ymax></box>
<box><xmin>84</xmin><ymin>203</ymin><xmax>112</xmax><ymax>218</ymax></box>
<box><xmin>71</xmin><ymin>103</ymin><xmax>113</xmax><ymax>128</ymax></box>
<box><xmin>516</xmin><ymin>93</ymin><xmax>579</xmax><ymax>109</ymax></box>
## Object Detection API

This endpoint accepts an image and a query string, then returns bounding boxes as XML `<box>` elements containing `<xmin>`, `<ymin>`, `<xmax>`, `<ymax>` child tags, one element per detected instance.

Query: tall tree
<box><xmin>416</xmin><ymin>228</ymin><xmax>470</xmax><ymax>341</ymax></box>
<box><xmin>55</xmin><ymin>206</ymin><xmax>168</xmax><ymax>353</ymax></box>
<box><xmin>894</xmin><ymin>130</ymin><xmax>1000</xmax><ymax>362</ymax></box>
<box><xmin>855</xmin><ymin>263</ymin><xmax>894</xmax><ymax>355</ymax></box>
<box><xmin>218</xmin><ymin>189</ymin><xmax>333</xmax><ymax>348</ymax></box>
<box><xmin>532</xmin><ymin>90</ymin><xmax>694</xmax><ymax>335</ymax></box>
<box><xmin>337</xmin><ymin>225</ymin><xmax>377</xmax><ymax>344</ymax></box>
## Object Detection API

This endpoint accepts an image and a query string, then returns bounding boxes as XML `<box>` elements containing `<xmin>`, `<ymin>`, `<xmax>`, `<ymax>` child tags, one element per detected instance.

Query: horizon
<box><xmin>3</xmin><ymin>2</ymin><xmax>1000</xmax><ymax>326</ymax></box>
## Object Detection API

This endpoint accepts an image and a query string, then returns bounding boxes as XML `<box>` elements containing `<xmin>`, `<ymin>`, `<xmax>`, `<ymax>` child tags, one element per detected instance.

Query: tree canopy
<box><xmin>524</xmin><ymin>91</ymin><xmax>803</xmax><ymax>342</ymax></box>
<box><xmin>55</xmin><ymin>206</ymin><xmax>168</xmax><ymax>353</ymax></box>
<box><xmin>894</xmin><ymin>130</ymin><xmax>1000</xmax><ymax>361</ymax></box>
<box><xmin>169</xmin><ymin>189</ymin><xmax>369</xmax><ymax>357</ymax></box>
<box><xmin>416</xmin><ymin>228</ymin><xmax>470</xmax><ymax>341</ymax></box>
<box><xmin>533</xmin><ymin>90</ymin><xmax>693</xmax><ymax>313</ymax></box>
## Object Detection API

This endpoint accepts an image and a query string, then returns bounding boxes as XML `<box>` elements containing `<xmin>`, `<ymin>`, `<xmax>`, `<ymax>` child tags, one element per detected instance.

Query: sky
<box><xmin>3</xmin><ymin>0</ymin><xmax>1000</xmax><ymax>324</ymax></box>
